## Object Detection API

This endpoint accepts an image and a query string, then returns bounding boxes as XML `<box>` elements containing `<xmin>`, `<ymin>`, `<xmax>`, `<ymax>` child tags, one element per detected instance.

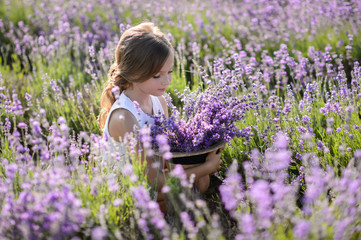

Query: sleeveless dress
<box><xmin>102</xmin><ymin>92</ymin><xmax>165</xmax><ymax>171</ymax></box>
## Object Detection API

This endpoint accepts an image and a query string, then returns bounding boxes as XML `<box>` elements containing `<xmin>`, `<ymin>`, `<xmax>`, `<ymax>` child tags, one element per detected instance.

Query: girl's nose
<box><xmin>163</xmin><ymin>75</ymin><xmax>171</xmax><ymax>85</ymax></box>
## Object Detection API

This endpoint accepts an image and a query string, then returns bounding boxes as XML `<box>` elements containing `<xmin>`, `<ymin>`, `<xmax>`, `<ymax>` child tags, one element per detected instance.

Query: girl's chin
<box><xmin>156</xmin><ymin>88</ymin><xmax>167</xmax><ymax>94</ymax></box>
<box><xmin>151</xmin><ymin>92</ymin><xmax>164</xmax><ymax>97</ymax></box>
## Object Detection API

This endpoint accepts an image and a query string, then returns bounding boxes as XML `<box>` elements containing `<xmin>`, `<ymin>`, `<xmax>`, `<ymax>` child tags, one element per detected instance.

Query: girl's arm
<box><xmin>147</xmin><ymin>149</ymin><xmax>222</xmax><ymax>192</ymax></box>
<box><xmin>184</xmin><ymin>150</ymin><xmax>223</xmax><ymax>179</ymax></box>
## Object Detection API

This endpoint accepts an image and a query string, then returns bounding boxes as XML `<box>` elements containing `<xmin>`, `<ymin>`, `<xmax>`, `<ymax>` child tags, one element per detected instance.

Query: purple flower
<box><xmin>180</xmin><ymin>211</ymin><xmax>198</xmax><ymax>238</ymax></box>
<box><xmin>273</xmin><ymin>132</ymin><xmax>289</xmax><ymax>150</ymax></box>
<box><xmin>0</xmin><ymin>171</ymin><xmax>88</xmax><ymax>239</ymax></box>
<box><xmin>219</xmin><ymin>161</ymin><xmax>244</xmax><ymax>215</ymax></box>
<box><xmin>140</xmin><ymin>126</ymin><xmax>152</xmax><ymax>152</ymax></box>
<box><xmin>170</xmin><ymin>164</ymin><xmax>188</xmax><ymax>187</ymax></box>
<box><xmin>17</xmin><ymin>122</ymin><xmax>27</xmax><ymax>128</ymax></box>
<box><xmin>91</xmin><ymin>226</ymin><xmax>108</xmax><ymax>240</ymax></box>
<box><xmin>293</xmin><ymin>220</ymin><xmax>310</xmax><ymax>240</ymax></box>
<box><xmin>130</xmin><ymin>186</ymin><xmax>169</xmax><ymax>238</ymax></box>
<box><xmin>354</xmin><ymin>149</ymin><xmax>361</xmax><ymax>159</ymax></box>
<box><xmin>240</xmin><ymin>213</ymin><xmax>255</xmax><ymax>235</ymax></box>
<box><xmin>155</xmin><ymin>134</ymin><xmax>172</xmax><ymax>160</ymax></box>
<box><xmin>297</xmin><ymin>126</ymin><xmax>307</xmax><ymax>134</ymax></box>
<box><xmin>25</xmin><ymin>93</ymin><xmax>32</xmax><ymax>107</ymax></box>
<box><xmin>5</xmin><ymin>163</ymin><xmax>18</xmax><ymax>180</ymax></box>
<box><xmin>111</xmin><ymin>86</ymin><xmax>120</xmax><ymax>100</ymax></box>
<box><xmin>57</xmin><ymin>116</ymin><xmax>66</xmax><ymax>125</ymax></box>
<box><xmin>38</xmin><ymin>35</ymin><xmax>45</xmax><ymax>45</ymax></box>
<box><xmin>265</xmin><ymin>150</ymin><xmax>292</xmax><ymax>171</ymax></box>
<box><xmin>302</xmin><ymin>115</ymin><xmax>310</xmax><ymax>125</ymax></box>
<box><xmin>249</xmin><ymin>180</ymin><xmax>273</xmax><ymax>228</ymax></box>
<box><xmin>113</xmin><ymin>198</ymin><xmax>122</xmax><ymax>207</ymax></box>
<box><xmin>151</xmin><ymin>78</ymin><xmax>246</xmax><ymax>153</ymax></box>
<box><xmin>88</xmin><ymin>45</ymin><xmax>95</xmax><ymax>57</ymax></box>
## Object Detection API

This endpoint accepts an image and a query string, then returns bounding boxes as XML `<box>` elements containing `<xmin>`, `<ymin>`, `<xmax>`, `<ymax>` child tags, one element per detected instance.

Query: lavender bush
<box><xmin>0</xmin><ymin>167</ymin><xmax>89</xmax><ymax>239</ymax></box>
<box><xmin>218</xmin><ymin>132</ymin><xmax>361</xmax><ymax>239</ymax></box>
<box><xmin>151</xmin><ymin>78</ymin><xmax>250</xmax><ymax>152</ymax></box>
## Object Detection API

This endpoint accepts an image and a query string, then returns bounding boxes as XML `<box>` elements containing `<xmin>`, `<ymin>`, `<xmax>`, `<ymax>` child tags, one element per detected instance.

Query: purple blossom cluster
<box><xmin>0</xmin><ymin>167</ymin><xmax>89</xmax><ymax>239</ymax></box>
<box><xmin>131</xmin><ymin>186</ymin><xmax>170</xmax><ymax>239</ymax></box>
<box><xmin>151</xmin><ymin>78</ymin><xmax>250</xmax><ymax>152</ymax></box>
<box><xmin>0</xmin><ymin>106</ymin><xmax>119</xmax><ymax>238</ymax></box>
<box><xmin>219</xmin><ymin>133</ymin><xmax>361</xmax><ymax>239</ymax></box>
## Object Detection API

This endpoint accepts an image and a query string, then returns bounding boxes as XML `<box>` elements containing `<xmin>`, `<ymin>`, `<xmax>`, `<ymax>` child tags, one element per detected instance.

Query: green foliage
<box><xmin>0</xmin><ymin>0</ymin><xmax>32</xmax><ymax>25</ymax></box>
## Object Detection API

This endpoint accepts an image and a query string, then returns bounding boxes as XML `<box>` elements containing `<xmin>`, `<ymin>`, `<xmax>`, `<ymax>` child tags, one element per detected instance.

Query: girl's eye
<box><xmin>153</xmin><ymin>75</ymin><xmax>161</xmax><ymax>79</ymax></box>
<box><xmin>168</xmin><ymin>70</ymin><xmax>173</xmax><ymax>74</ymax></box>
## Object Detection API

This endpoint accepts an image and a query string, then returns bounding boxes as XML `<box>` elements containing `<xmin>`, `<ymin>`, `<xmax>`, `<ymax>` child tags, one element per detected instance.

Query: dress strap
<box><xmin>151</xmin><ymin>95</ymin><xmax>165</xmax><ymax>115</ymax></box>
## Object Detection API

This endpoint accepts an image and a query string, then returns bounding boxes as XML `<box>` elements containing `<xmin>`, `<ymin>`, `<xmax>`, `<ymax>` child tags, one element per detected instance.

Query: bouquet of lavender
<box><xmin>151</xmin><ymin>76</ymin><xmax>249</xmax><ymax>153</ymax></box>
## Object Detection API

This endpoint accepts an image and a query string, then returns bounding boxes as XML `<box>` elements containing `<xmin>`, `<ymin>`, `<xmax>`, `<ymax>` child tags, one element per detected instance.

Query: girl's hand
<box><xmin>204</xmin><ymin>146</ymin><xmax>224</xmax><ymax>175</ymax></box>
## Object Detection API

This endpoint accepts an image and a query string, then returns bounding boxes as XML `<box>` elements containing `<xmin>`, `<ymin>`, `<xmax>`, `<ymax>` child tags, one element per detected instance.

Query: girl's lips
<box><xmin>159</xmin><ymin>88</ymin><xmax>166</xmax><ymax>92</ymax></box>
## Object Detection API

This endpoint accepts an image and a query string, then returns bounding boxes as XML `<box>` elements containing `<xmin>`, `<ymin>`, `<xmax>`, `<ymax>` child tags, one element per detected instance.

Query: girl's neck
<box><xmin>124</xmin><ymin>88</ymin><xmax>153</xmax><ymax>114</ymax></box>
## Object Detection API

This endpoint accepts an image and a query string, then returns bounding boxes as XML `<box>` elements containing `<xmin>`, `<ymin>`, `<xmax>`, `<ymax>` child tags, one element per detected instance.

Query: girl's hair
<box><xmin>98</xmin><ymin>22</ymin><xmax>173</xmax><ymax>129</ymax></box>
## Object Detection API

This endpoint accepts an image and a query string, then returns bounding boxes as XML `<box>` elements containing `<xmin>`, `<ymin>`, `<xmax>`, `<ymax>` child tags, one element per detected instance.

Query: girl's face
<box><xmin>134</xmin><ymin>52</ymin><xmax>174</xmax><ymax>96</ymax></box>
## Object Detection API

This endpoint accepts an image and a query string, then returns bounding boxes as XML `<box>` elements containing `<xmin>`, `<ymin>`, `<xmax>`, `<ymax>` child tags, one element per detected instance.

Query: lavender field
<box><xmin>1</xmin><ymin>0</ymin><xmax>361</xmax><ymax>239</ymax></box>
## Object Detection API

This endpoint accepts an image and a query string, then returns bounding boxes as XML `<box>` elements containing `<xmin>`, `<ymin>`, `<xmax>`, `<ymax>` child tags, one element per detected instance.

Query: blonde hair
<box><xmin>98</xmin><ymin>22</ymin><xmax>173</xmax><ymax>129</ymax></box>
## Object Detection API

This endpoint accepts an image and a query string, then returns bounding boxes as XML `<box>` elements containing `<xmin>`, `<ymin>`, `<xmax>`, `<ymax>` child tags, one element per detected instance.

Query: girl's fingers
<box><xmin>216</xmin><ymin>145</ymin><xmax>225</xmax><ymax>154</ymax></box>
<box><xmin>220</xmin><ymin>145</ymin><xmax>225</xmax><ymax>152</ymax></box>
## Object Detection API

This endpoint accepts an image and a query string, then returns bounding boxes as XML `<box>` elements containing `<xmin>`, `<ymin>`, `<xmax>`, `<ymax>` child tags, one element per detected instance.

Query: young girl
<box><xmin>98</xmin><ymin>22</ymin><xmax>223</xmax><ymax>212</ymax></box>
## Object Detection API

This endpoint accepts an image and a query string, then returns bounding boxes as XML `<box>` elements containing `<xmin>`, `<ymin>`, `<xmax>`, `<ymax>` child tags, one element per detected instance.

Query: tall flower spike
<box><xmin>111</xmin><ymin>86</ymin><xmax>120</xmax><ymax>100</ymax></box>
<box><xmin>140</xmin><ymin>126</ymin><xmax>153</xmax><ymax>157</ymax></box>
<box><xmin>155</xmin><ymin>134</ymin><xmax>172</xmax><ymax>160</ymax></box>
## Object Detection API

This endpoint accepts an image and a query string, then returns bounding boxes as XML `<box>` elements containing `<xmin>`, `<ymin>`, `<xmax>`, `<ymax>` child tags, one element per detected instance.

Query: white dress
<box><xmin>102</xmin><ymin>91</ymin><xmax>165</xmax><ymax>171</ymax></box>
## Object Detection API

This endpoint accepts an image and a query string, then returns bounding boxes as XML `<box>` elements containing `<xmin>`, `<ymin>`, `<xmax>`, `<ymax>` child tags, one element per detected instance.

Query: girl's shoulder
<box><xmin>108</xmin><ymin>108</ymin><xmax>138</xmax><ymax>141</ymax></box>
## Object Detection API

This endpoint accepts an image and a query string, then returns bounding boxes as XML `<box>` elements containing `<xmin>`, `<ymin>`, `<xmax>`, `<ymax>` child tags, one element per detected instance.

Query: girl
<box><xmin>98</xmin><ymin>22</ymin><xmax>223</xmax><ymax>212</ymax></box>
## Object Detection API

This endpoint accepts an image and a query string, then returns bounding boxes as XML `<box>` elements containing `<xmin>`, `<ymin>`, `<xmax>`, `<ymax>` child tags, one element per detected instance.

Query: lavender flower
<box><xmin>180</xmin><ymin>211</ymin><xmax>198</xmax><ymax>238</ymax></box>
<box><xmin>155</xmin><ymin>134</ymin><xmax>172</xmax><ymax>160</ymax></box>
<box><xmin>219</xmin><ymin>161</ymin><xmax>245</xmax><ymax>216</ymax></box>
<box><xmin>0</xmin><ymin>169</ymin><xmax>88</xmax><ymax>239</ymax></box>
<box><xmin>170</xmin><ymin>164</ymin><xmax>189</xmax><ymax>188</ymax></box>
<box><xmin>293</xmin><ymin>220</ymin><xmax>310</xmax><ymax>240</ymax></box>
<box><xmin>91</xmin><ymin>226</ymin><xmax>108</xmax><ymax>240</ymax></box>
<box><xmin>152</xmin><ymin>78</ymin><xmax>247</xmax><ymax>152</ymax></box>
<box><xmin>111</xmin><ymin>86</ymin><xmax>120</xmax><ymax>100</ymax></box>
<box><xmin>131</xmin><ymin>186</ymin><xmax>170</xmax><ymax>239</ymax></box>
